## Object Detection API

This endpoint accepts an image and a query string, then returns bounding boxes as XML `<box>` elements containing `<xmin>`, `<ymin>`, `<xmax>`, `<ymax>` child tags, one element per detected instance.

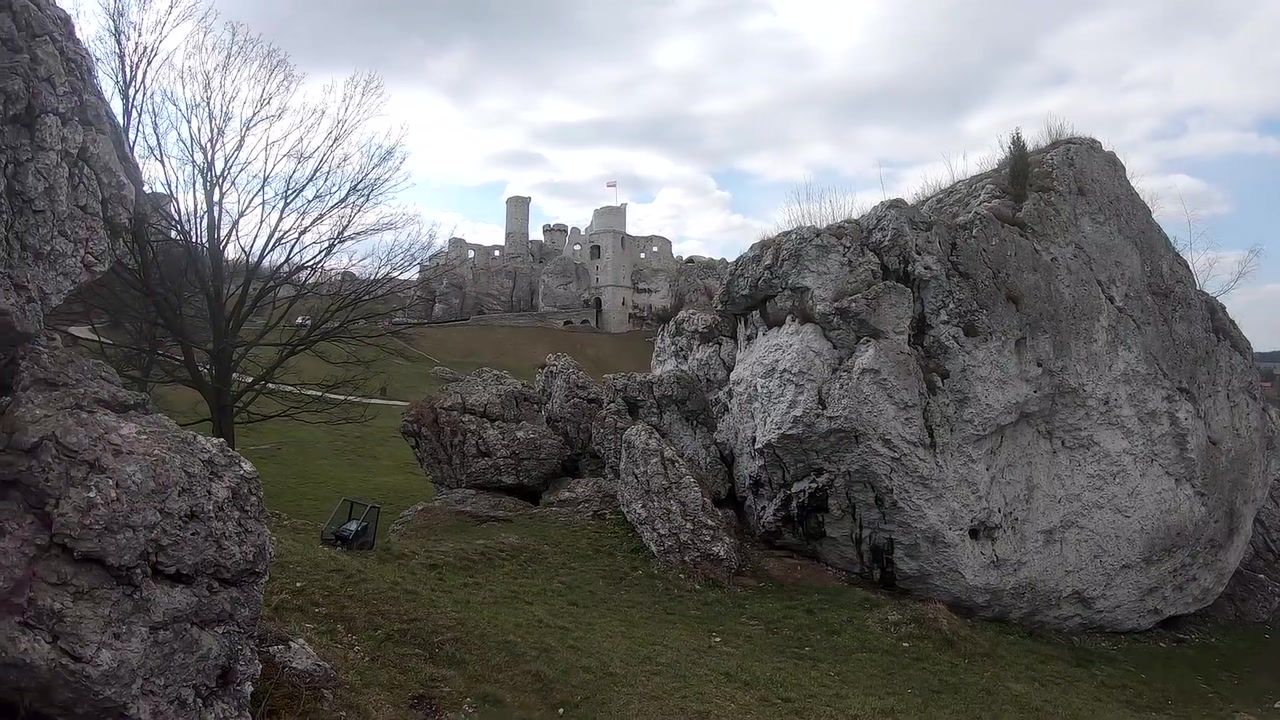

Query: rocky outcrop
<box><xmin>673</xmin><ymin>257</ymin><xmax>731</xmax><ymax>310</ymax></box>
<box><xmin>593</xmin><ymin>371</ymin><xmax>731</xmax><ymax>500</ymax></box>
<box><xmin>0</xmin><ymin>2</ymin><xmax>272</xmax><ymax>716</ymax></box>
<box><xmin>538</xmin><ymin>255</ymin><xmax>592</xmax><ymax>311</ymax></box>
<box><xmin>0</xmin><ymin>0</ymin><xmax>141</xmax><ymax>353</ymax></box>
<box><xmin>429</xmin><ymin>365</ymin><xmax>462</xmax><ymax>383</ymax></box>
<box><xmin>401</xmin><ymin>140</ymin><xmax>1279</xmax><ymax>628</ymax></box>
<box><xmin>401</xmin><ymin>369</ymin><xmax>570</xmax><ymax>499</ymax></box>
<box><xmin>631</xmin><ymin>257</ymin><xmax>729</xmax><ymax>324</ymax></box>
<box><xmin>616</xmin><ymin>423</ymin><xmax>740</xmax><ymax>579</ymax></box>
<box><xmin>651</xmin><ymin>309</ymin><xmax>737</xmax><ymax>413</ymax></box>
<box><xmin>0</xmin><ymin>339</ymin><xmax>272</xmax><ymax>719</ymax></box>
<box><xmin>674</xmin><ymin>138</ymin><xmax>1278</xmax><ymax>630</ymax></box>
<box><xmin>535</xmin><ymin>353</ymin><xmax>605</xmax><ymax>459</ymax></box>
<box><xmin>402</xmin><ymin>359</ymin><xmax>739</xmax><ymax>575</ymax></box>
<box><xmin>426</xmin><ymin>259</ymin><xmax>541</xmax><ymax>322</ymax></box>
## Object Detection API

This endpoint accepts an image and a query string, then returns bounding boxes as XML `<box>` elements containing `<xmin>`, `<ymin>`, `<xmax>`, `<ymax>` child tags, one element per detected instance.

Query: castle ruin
<box><xmin>417</xmin><ymin>196</ymin><xmax>727</xmax><ymax>332</ymax></box>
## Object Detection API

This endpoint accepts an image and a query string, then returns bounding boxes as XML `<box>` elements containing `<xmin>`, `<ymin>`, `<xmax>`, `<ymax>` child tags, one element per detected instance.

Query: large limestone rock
<box><xmin>651</xmin><ymin>309</ymin><xmax>737</xmax><ymax>414</ymax></box>
<box><xmin>593</xmin><ymin>371</ymin><xmax>731</xmax><ymax>500</ymax></box>
<box><xmin>631</xmin><ymin>257</ymin><xmax>729</xmax><ymax>326</ymax></box>
<box><xmin>535</xmin><ymin>353</ymin><xmax>604</xmax><ymax>458</ymax></box>
<box><xmin>672</xmin><ymin>257</ymin><xmax>731</xmax><ymax>310</ymax></box>
<box><xmin>0</xmin><ymin>0</ymin><xmax>141</xmax><ymax>353</ymax></box>
<box><xmin>0</xmin><ymin>339</ymin><xmax>272</xmax><ymax>719</ymax></box>
<box><xmin>617</xmin><ymin>423</ymin><xmax>740</xmax><ymax>580</ymax></box>
<box><xmin>1213</xmin><ymin>481</ymin><xmax>1280</xmax><ymax>623</ymax></box>
<box><xmin>425</xmin><ymin>259</ymin><xmax>541</xmax><ymax>321</ymax></box>
<box><xmin>0</xmin><ymin>2</ymin><xmax>272</xmax><ymax>715</ymax></box>
<box><xmin>538</xmin><ymin>254</ymin><xmax>591</xmax><ymax>310</ymax></box>
<box><xmin>401</xmin><ymin>368</ymin><xmax>569</xmax><ymax>497</ymax></box>
<box><xmin>683</xmin><ymin>138</ymin><xmax>1278</xmax><ymax>630</ymax></box>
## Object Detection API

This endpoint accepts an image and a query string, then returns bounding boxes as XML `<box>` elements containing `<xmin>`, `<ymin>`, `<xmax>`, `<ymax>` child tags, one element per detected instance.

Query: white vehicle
<box><xmin>294</xmin><ymin>315</ymin><xmax>312</xmax><ymax>327</ymax></box>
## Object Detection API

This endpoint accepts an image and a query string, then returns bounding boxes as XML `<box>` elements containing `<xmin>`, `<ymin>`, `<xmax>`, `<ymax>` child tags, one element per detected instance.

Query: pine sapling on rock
<box><xmin>1007</xmin><ymin>127</ymin><xmax>1031</xmax><ymax>204</ymax></box>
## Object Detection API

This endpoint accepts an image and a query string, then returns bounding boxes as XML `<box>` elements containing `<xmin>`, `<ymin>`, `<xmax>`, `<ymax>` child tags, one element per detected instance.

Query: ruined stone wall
<box><xmin>419</xmin><ymin>197</ymin><xmax>720</xmax><ymax>331</ymax></box>
<box><xmin>462</xmin><ymin>308</ymin><xmax>596</xmax><ymax>329</ymax></box>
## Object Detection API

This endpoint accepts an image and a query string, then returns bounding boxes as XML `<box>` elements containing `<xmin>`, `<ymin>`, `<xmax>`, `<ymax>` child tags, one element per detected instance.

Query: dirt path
<box><xmin>388</xmin><ymin>334</ymin><xmax>442</xmax><ymax>364</ymax></box>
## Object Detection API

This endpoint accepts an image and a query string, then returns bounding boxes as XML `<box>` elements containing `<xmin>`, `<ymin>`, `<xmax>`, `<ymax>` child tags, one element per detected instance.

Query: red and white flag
<box><xmin>605</xmin><ymin>180</ymin><xmax>617</xmax><ymax>188</ymax></box>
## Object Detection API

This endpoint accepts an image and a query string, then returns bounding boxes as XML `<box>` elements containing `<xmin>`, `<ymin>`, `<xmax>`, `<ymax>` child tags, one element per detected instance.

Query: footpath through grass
<box><xmin>149</xmin><ymin>327</ymin><xmax>1279</xmax><ymax>719</ymax></box>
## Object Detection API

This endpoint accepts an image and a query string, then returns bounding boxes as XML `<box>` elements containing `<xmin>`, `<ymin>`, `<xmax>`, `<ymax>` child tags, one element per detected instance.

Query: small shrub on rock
<box><xmin>1007</xmin><ymin>127</ymin><xmax>1031</xmax><ymax>203</ymax></box>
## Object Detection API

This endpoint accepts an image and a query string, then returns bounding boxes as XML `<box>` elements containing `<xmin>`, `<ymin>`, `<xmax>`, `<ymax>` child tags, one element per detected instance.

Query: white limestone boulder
<box><xmin>694</xmin><ymin>138</ymin><xmax>1278</xmax><ymax>630</ymax></box>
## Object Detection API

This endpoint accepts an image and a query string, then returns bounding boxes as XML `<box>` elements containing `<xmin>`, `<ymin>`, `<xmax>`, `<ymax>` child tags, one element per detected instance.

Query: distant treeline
<box><xmin>1257</xmin><ymin>350</ymin><xmax>1280</xmax><ymax>362</ymax></box>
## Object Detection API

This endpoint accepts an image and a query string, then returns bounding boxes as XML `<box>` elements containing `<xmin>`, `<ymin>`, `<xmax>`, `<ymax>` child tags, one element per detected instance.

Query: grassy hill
<box><xmin>145</xmin><ymin>326</ymin><xmax>1279</xmax><ymax>720</ymax></box>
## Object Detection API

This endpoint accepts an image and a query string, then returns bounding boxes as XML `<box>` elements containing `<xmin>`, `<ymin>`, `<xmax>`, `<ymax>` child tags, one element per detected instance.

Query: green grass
<box><xmin>259</xmin><ymin>324</ymin><xmax>655</xmax><ymax>404</ymax></box>
<box><xmin>145</xmin><ymin>326</ymin><xmax>1280</xmax><ymax>720</ymax></box>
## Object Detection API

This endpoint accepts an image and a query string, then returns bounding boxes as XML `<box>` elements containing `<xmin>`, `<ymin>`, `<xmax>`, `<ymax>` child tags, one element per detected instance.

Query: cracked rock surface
<box><xmin>592</xmin><ymin>371</ymin><xmax>730</xmax><ymax>500</ymax></box>
<box><xmin>535</xmin><ymin>353</ymin><xmax>605</xmax><ymax>459</ymax></box>
<box><xmin>401</xmin><ymin>368</ymin><xmax>570</xmax><ymax>498</ymax></box>
<box><xmin>0</xmin><ymin>339</ymin><xmax>272</xmax><ymax>719</ymax></box>
<box><xmin>1212</xmin><ymin>478</ymin><xmax>1280</xmax><ymax>624</ymax></box>
<box><xmin>0</xmin><ymin>0</ymin><xmax>141</xmax><ymax>352</ymax></box>
<box><xmin>617</xmin><ymin>423</ymin><xmax>740</xmax><ymax>580</ymax></box>
<box><xmin>0</xmin><ymin>2</ymin><xmax>272</xmax><ymax>716</ymax></box>
<box><xmin>676</xmin><ymin>138</ymin><xmax>1278</xmax><ymax>630</ymax></box>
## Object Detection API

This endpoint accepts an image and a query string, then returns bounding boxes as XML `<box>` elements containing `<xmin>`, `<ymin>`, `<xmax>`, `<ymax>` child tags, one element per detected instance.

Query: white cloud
<box><xmin>192</xmin><ymin>0</ymin><xmax>1280</xmax><ymax>346</ymax></box>
<box><xmin>1223</xmin><ymin>284</ymin><xmax>1280</xmax><ymax>351</ymax></box>
<box><xmin>214</xmin><ymin>0</ymin><xmax>1280</xmax><ymax>224</ymax></box>
<box><xmin>409</xmin><ymin>206</ymin><xmax>506</xmax><ymax>248</ymax></box>
<box><xmin>1142</xmin><ymin>173</ymin><xmax>1233</xmax><ymax>225</ymax></box>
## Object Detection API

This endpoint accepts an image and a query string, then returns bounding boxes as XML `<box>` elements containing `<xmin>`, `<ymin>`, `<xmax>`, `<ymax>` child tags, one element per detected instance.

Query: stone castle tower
<box><xmin>418</xmin><ymin>195</ymin><xmax>725</xmax><ymax>332</ymax></box>
<box><xmin>504</xmin><ymin>195</ymin><xmax>531</xmax><ymax>259</ymax></box>
<box><xmin>582</xmin><ymin>203</ymin><xmax>631</xmax><ymax>332</ymax></box>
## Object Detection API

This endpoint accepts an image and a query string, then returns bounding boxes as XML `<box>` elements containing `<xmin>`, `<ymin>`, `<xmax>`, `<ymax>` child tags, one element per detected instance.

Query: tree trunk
<box><xmin>210</xmin><ymin>394</ymin><xmax>237</xmax><ymax>450</ymax></box>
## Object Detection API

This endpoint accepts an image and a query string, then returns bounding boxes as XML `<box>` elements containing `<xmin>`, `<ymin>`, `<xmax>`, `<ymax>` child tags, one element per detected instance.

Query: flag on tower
<box><xmin>605</xmin><ymin>180</ymin><xmax>617</xmax><ymax>188</ymax></box>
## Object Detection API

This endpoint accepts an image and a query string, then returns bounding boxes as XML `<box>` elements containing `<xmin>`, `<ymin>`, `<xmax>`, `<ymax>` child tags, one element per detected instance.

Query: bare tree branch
<box><xmin>86</xmin><ymin>0</ymin><xmax>203</xmax><ymax>151</ymax></box>
<box><xmin>1171</xmin><ymin>192</ymin><xmax>1263</xmax><ymax>299</ymax></box>
<box><xmin>78</xmin><ymin>8</ymin><xmax>451</xmax><ymax>448</ymax></box>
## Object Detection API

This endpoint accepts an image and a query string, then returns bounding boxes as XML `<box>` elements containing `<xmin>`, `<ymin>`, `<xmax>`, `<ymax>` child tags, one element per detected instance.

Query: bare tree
<box><xmin>81</xmin><ymin>13</ymin><xmax>444</xmax><ymax>449</ymax></box>
<box><xmin>79</xmin><ymin>0</ymin><xmax>201</xmax><ymax>393</ymax></box>
<box><xmin>1172</xmin><ymin>194</ymin><xmax>1263</xmax><ymax>299</ymax></box>
<box><xmin>777</xmin><ymin>178</ymin><xmax>866</xmax><ymax>231</ymax></box>
<box><xmin>85</xmin><ymin>0</ymin><xmax>202</xmax><ymax>150</ymax></box>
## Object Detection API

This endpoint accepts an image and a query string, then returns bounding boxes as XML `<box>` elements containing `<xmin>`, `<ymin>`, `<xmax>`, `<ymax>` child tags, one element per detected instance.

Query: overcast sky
<box><xmin>139</xmin><ymin>1</ymin><xmax>1280</xmax><ymax>348</ymax></box>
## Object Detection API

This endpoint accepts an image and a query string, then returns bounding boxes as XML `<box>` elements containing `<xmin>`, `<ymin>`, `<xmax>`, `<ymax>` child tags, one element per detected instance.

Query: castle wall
<box><xmin>462</xmin><ymin>307</ymin><xmax>595</xmax><ymax>329</ymax></box>
<box><xmin>542</xmin><ymin>223</ymin><xmax>568</xmax><ymax>247</ymax></box>
<box><xmin>419</xmin><ymin>195</ymin><xmax>718</xmax><ymax>332</ymax></box>
<box><xmin>630</xmin><ymin>235</ymin><xmax>675</xmax><ymax>265</ymax></box>
<box><xmin>446</xmin><ymin>236</ymin><xmax>507</xmax><ymax>264</ymax></box>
